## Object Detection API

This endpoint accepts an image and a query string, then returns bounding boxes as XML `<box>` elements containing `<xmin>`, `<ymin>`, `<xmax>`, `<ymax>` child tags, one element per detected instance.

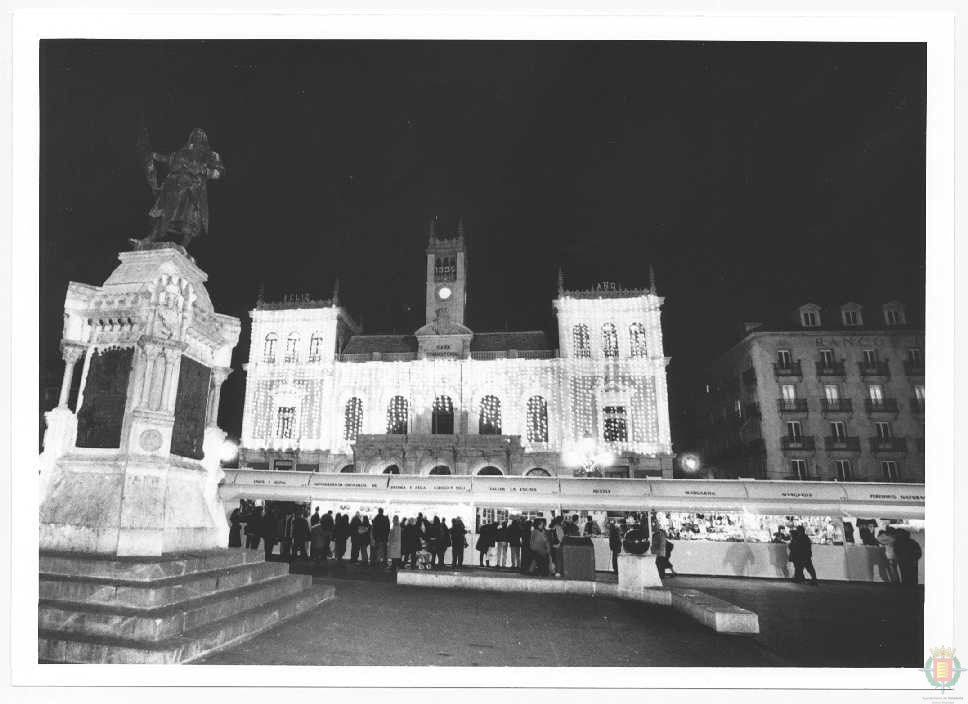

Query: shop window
<box><xmin>274</xmin><ymin>459</ymin><xmax>293</xmax><ymax>471</ymax></box>
<box><xmin>477</xmin><ymin>466</ymin><xmax>503</xmax><ymax>476</ymax></box>
<box><xmin>429</xmin><ymin>465</ymin><xmax>451</xmax><ymax>475</ymax></box>
<box><xmin>526</xmin><ymin>395</ymin><xmax>548</xmax><ymax>443</ymax></box>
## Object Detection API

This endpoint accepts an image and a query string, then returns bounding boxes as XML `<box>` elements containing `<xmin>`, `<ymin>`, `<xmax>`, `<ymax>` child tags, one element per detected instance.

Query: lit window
<box><xmin>344</xmin><ymin>398</ymin><xmax>363</xmax><ymax>441</ymax></box>
<box><xmin>432</xmin><ymin>395</ymin><xmax>454</xmax><ymax>435</ymax></box>
<box><xmin>914</xmin><ymin>384</ymin><xmax>925</xmax><ymax>401</ymax></box>
<box><xmin>824</xmin><ymin>384</ymin><xmax>840</xmax><ymax>402</ymax></box>
<box><xmin>386</xmin><ymin>396</ymin><xmax>409</xmax><ymax>434</ymax></box>
<box><xmin>602</xmin><ymin>323</ymin><xmax>619</xmax><ymax>358</ymax></box>
<box><xmin>276</xmin><ymin>407</ymin><xmax>295</xmax><ymax>439</ymax></box>
<box><xmin>479</xmin><ymin>395</ymin><xmax>502</xmax><ymax>435</ymax></box>
<box><xmin>263</xmin><ymin>333</ymin><xmax>278</xmax><ymax>363</ymax></box>
<box><xmin>572</xmin><ymin>325</ymin><xmax>591</xmax><ymax>358</ymax></box>
<box><xmin>309</xmin><ymin>332</ymin><xmax>323</xmax><ymax>361</ymax></box>
<box><xmin>629</xmin><ymin>323</ymin><xmax>648</xmax><ymax>357</ymax></box>
<box><xmin>603</xmin><ymin>406</ymin><xmax>628</xmax><ymax>442</ymax></box>
<box><xmin>868</xmin><ymin>384</ymin><xmax>884</xmax><ymax>404</ymax></box>
<box><xmin>526</xmin><ymin>395</ymin><xmax>549</xmax><ymax>443</ymax></box>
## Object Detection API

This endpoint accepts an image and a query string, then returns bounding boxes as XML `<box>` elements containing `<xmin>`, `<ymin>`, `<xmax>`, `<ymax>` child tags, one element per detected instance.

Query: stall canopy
<box><xmin>220</xmin><ymin>471</ymin><xmax>925</xmax><ymax>520</ymax></box>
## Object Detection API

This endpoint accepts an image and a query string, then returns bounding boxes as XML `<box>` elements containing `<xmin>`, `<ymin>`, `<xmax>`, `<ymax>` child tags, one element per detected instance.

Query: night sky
<box><xmin>39</xmin><ymin>40</ymin><xmax>926</xmax><ymax>448</ymax></box>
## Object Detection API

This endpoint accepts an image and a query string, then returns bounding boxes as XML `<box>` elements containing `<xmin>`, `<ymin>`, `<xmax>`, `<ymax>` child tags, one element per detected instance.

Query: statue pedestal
<box><xmin>617</xmin><ymin>553</ymin><xmax>664</xmax><ymax>597</ymax></box>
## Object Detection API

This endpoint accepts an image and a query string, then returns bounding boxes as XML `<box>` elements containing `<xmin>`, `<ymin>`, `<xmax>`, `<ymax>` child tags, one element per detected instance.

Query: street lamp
<box><xmin>564</xmin><ymin>433</ymin><xmax>615</xmax><ymax>478</ymax></box>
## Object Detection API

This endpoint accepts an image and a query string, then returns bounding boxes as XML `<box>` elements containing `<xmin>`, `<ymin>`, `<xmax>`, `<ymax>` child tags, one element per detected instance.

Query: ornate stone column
<box><xmin>57</xmin><ymin>343</ymin><xmax>86</xmax><ymax>408</ymax></box>
<box><xmin>160</xmin><ymin>345</ymin><xmax>182</xmax><ymax>414</ymax></box>
<box><xmin>207</xmin><ymin>367</ymin><xmax>232</xmax><ymax>427</ymax></box>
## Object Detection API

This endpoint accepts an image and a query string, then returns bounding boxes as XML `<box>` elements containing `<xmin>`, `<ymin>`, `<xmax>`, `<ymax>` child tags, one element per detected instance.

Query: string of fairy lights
<box><xmin>242</xmin><ymin>295</ymin><xmax>672</xmax><ymax>461</ymax></box>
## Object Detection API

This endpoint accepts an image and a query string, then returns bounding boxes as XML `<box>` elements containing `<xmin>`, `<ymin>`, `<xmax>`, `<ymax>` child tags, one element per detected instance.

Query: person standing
<box><xmin>476</xmin><ymin>522</ymin><xmax>491</xmax><ymax>567</ymax></box>
<box><xmin>608</xmin><ymin>522</ymin><xmax>622</xmax><ymax>574</ymax></box>
<box><xmin>893</xmin><ymin>529</ymin><xmax>922</xmax><ymax>587</ymax></box>
<box><xmin>584</xmin><ymin>515</ymin><xmax>601</xmax><ymax>536</ymax></box>
<box><xmin>876</xmin><ymin>527</ymin><xmax>899</xmax><ymax>583</ymax></box>
<box><xmin>494</xmin><ymin>519</ymin><xmax>508</xmax><ymax>568</ymax></box>
<box><xmin>310</xmin><ymin>507</ymin><xmax>321</xmax><ymax>527</ymax></box>
<box><xmin>507</xmin><ymin>516</ymin><xmax>522</xmax><ymax>569</ymax></box>
<box><xmin>549</xmin><ymin>516</ymin><xmax>565</xmax><ymax>577</ymax></box>
<box><xmin>228</xmin><ymin>508</ymin><xmax>243</xmax><ymax>548</ymax></box>
<box><xmin>334</xmin><ymin>513</ymin><xmax>350</xmax><ymax>564</ymax></box>
<box><xmin>450</xmin><ymin>516</ymin><xmax>467</xmax><ymax>568</ymax></box>
<box><xmin>406</xmin><ymin>517</ymin><xmax>420</xmax><ymax>569</ymax></box>
<box><xmin>519</xmin><ymin>519</ymin><xmax>534</xmax><ymax>574</ymax></box>
<box><xmin>349</xmin><ymin>512</ymin><xmax>362</xmax><ymax>562</ymax></box>
<box><xmin>310</xmin><ymin>517</ymin><xmax>326</xmax><ymax>565</ymax></box>
<box><xmin>291</xmin><ymin>510</ymin><xmax>310</xmax><ymax>562</ymax></box>
<box><xmin>372</xmin><ymin>508</ymin><xmax>390</xmax><ymax>568</ymax></box>
<box><xmin>320</xmin><ymin>510</ymin><xmax>335</xmax><ymax>559</ymax></box>
<box><xmin>260</xmin><ymin>508</ymin><xmax>278</xmax><ymax>563</ymax></box>
<box><xmin>244</xmin><ymin>508</ymin><xmax>261</xmax><ymax>550</ymax></box>
<box><xmin>359</xmin><ymin>515</ymin><xmax>372</xmax><ymax>564</ymax></box>
<box><xmin>389</xmin><ymin>515</ymin><xmax>403</xmax><ymax>570</ymax></box>
<box><xmin>530</xmin><ymin>519</ymin><xmax>551</xmax><ymax>576</ymax></box>
<box><xmin>789</xmin><ymin>525</ymin><xmax>818</xmax><ymax>585</ymax></box>
<box><xmin>650</xmin><ymin>526</ymin><xmax>669</xmax><ymax>578</ymax></box>
<box><xmin>438</xmin><ymin>518</ymin><xmax>452</xmax><ymax>568</ymax></box>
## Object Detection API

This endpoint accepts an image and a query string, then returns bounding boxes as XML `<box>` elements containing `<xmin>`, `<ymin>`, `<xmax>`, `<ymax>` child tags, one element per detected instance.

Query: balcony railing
<box><xmin>864</xmin><ymin>398</ymin><xmax>899</xmax><ymax>414</ymax></box>
<box><xmin>824</xmin><ymin>436</ymin><xmax>861</xmax><ymax>452</ymax></box>
<box><xmin>471</xmin><ymin>351</ymin><xmax>508</xmax><ymax>361</ymax></box>
<box><xmin>781</xmin><ymin>436</ymin><xmax>815</xmax><ymax>451</ymax></box>
<box><xmin>820</xmin><ymin>398</ymin><xmax>853</xmax><ymax>413</ymax></box>
<box><xmin>903</xmin><ymin>360</ymin><xmax>925</xmax><ymax>377</ymax></box>
<box><xmin>777</xmin><ymin>398</ymin><xmax>808</xmax><ymax>413</ymax></box>
<box><xmin>741</xmin><ymin>368</ymin><xmax>757</xmax><ymax>386</ymax></box>
<box><xmin>283</xmin><ymin>354</ymin><xmax>299</xmax><ymax>364</ymax></box>
<box><xmin>773</xmin><ymin>361</ymin><xmax>802</xmax><ymax>378</ymax></box>
<box><xmin>815</xmin><ymin>361</ymin><xmax>846</xmax><ymax>377</ymax></box>
<box><xmin>911</xmin><ymin>397</ymin><xmax>925</xmax><ymax>413</ymax></box>
<box><xmin>869</xmin><ymin>437</ymin><xmax>908</xmax><ymax>453</ymax></box>
<box><xmin>858</xmin><ymin>361</ymin><xmax>891</xmax><ymax>378</ymax></box>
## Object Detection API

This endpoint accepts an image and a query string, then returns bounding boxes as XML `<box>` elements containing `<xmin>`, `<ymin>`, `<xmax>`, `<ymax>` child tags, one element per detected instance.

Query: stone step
<box><xmin>39</xmin><ymin>559</ymin><xmax>290</xmax><ymax>608</ymax></box>
<box><xmin>39</xmin><ymin>583</ymin><xmax>336</xmax><ymax>664</ymax></box>
<box><xmin>39</xmin><ymin>573</ymin><xmax>313</xmax><ymax>642</ymax></box>
<box><xmin>39</xmin><ymin>549</ymin><xmax>265</xmax><ymax>582</ymax></box>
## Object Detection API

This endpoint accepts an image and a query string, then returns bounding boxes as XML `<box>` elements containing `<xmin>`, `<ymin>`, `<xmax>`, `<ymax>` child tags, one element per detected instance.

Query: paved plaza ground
<box><xmin>196</xmin><ymin>559</ymin><xmax>923</xmax><ymax>668</ymax></box>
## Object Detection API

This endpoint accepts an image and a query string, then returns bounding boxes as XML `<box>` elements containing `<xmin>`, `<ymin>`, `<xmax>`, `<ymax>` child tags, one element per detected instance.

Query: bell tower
<box><xmin>424</xmin><ymin>217</ymin><xmax>468</xmax><ymax>327</ymax></box>
<box><xmin>415</xmin><ymin>217</ymin><xmax>473</xmax><ymax>359</ymax></box>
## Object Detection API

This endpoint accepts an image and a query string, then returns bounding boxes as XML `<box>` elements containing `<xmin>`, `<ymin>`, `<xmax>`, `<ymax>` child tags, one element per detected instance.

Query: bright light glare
<box><xmin>219</xmin><ymin>438</ymin><xmax>239</xmax><ymax>464</ymax></box>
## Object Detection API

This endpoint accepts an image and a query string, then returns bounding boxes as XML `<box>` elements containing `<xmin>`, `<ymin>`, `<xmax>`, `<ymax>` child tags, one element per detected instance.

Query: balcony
<box><xmin>869</xmin><ymin>437</ymin><xmax>908</xmax><ymax>453</ymax></box>
<box><xmin>781</xmin><ymin>436</ymin><xmax>815</xmax><ymax>451</ymax></box>
<box><xmin>741</xmin><ymin>368</ymin><xmax>757</xmax><ymax>387</ymax></box>
<box><xmin>903</xmin><ymin>360</ymin><xmax>925</xmax><ymax>377</ymax></box>
<box><xmin>820</xmin><ymin>398</ymin><xmax>853</xmax><ymax>414</ymax></box>
<box><xmin>773</xmin><ymin>361</ymin><xmax>802</xmax><ymax>378</ymax></box>
<box><xmin>824</xmin><ymin>436</ymin><xmax>861</xmax><ymax>452</ymax></box>
<box><xmin>864</xmin><ymin>398</ymin><xmax>899</xmax><ymax>414</ymax></box>
<box><xmin>815</xmin><ymin>361</ymin><xmax>846</xmax><ymax>378</ymax></box>
<box><xmin>858</xmin><ymin>361</ymin><xmax>891</xmax><ymax>379</ymax></box>
<box><xmin>911</xmin><ymin>397</ymin><xmax>925</xmax><ymax>414</ymax></box>
<box><xmin>777</xmin><ymin>398</ymin><xmax>808</xmax><ymax>414</ymax></box>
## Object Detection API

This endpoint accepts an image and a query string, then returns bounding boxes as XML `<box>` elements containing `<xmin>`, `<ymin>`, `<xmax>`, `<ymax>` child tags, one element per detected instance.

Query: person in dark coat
<box><xmin>310</xmin><ymin>507</ymin><xmax>321</xmax><ymax>526</ymax></box>
<box><xmin>476</xmin><ymin>521</ymin><xmax>496</xmax><ymax>566</ymax></box>
<box><xmin>310</xmin><ymin>519</ymin><xmax>326</xmax><ymax>564</ymax></box>
<box><xmin>530</xmin><ymin>519</ymin><xmax>551</xmax><ymax>576</ymax></box>
<box><xmin>244</xmin><ymin>508</ymin><xmax>261</xmax><ymax>550</ymax></box>
<box><xmin>405</xmin><ymin>517</ymin><xmax>420</xmax><ymax>568</ymax></box>
<box><xmin>450</xmin><ymin>517</ymin><xmax>467</xmax><ymax>568</ymax></box>
<box><xmin>334</xmin><ymin>513</ymin><xmax>350</xmax><ymax>564</ymax></box>
<box><xmin>608</xmin><ymin>522</ymin><xmax>622</xmax><ymax>574</ymax></box>
<box><xmin>507</xmin><ymin>517</ymin><xmax>522</xmax><ymax>569</ymax></box>
<box><xmin>519</xmin><ymin>519</ymin><xmax>534</xmax><ymax>574</ymax></box>
<box><xmin>228</xmin><ymin>508</ymin><xmax>243</xmax><ymax>548</ymax></box>
<box><xmin>893</xmin><ymin>529</ymin><xmax>922</xmax><ymax>587</ymax></box>
<box><xmin>789</xmin><ymin>525</ymin><xmax>818</xmax><ymax>585</ymax></box>
<box><xmin>372</xmin><ymin>508</ymin><xmax>391</xmax><ymax>567</ymax></box>
<box><xmin>349</xmin><ymin>512</ymin><xmax>363</xmax><ymax>562</ymax></box>
<box><xmin>319</xmin><ymin>510</ymin><xmax>335</xmax><ymax>559</ymax></box>
<box><xmin>438</xmin><ymin>518</ymin><xmax>452</xmax><ymax>568</ymax></box>
<box><xmin>358</xmin><ymin>515</ymin><xmax>372</xmax><ymax>564</ymax></box>
<box><xmin>291</xmin><ymin>510</ymin><xmax>310</xmax><ymax>561</ymax></box>
<box><xmin>260</xmin><ymin>509</ymin><xmax>278</xmax><ymax>562</ymax></box>
<box><xmin>428</xmin><ymin>516</ymin><xmax>443</xmax><ymax>567</ymax></box>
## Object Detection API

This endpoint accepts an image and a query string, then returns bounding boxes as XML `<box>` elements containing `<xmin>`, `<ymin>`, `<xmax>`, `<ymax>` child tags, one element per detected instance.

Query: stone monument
<box><xmin>38</xmin><ymin>130</ymin><xmax>334</xmax><ymax>663</ymax></box>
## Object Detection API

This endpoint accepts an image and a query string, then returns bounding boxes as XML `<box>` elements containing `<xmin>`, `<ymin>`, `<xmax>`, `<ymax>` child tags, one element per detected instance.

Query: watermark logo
<box><xmin>925</xmin><ymin>646</ymin><xmax>965</xmax><ymax>690</ymax></box>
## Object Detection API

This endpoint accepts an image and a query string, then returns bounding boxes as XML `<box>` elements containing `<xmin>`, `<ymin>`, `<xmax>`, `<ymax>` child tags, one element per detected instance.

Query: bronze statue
<box><xmin>131</xmin><ymin>128</ymin><xmax>224</xmax><ymax>249</ymax></box>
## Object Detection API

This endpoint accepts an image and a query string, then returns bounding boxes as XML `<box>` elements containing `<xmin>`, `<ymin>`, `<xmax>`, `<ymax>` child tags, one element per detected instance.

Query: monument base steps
<box><xmin>38</xmin><ymin>549</ymin><xmax>334</xmax><ymax>663</ymax></box>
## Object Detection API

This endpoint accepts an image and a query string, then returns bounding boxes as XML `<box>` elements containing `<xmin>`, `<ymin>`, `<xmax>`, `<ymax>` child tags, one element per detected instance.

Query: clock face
<box><xmin>438</xmin><ymin>286</ymin><xmax>452</xmax><ymax>300</ymax></box>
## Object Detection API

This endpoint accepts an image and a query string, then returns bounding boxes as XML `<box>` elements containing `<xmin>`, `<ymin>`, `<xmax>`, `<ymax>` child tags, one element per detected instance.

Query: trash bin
<box><xmin>560</xmin><ymin>536</ymin><xmax>596</xmax><ymax>580</ymax></box>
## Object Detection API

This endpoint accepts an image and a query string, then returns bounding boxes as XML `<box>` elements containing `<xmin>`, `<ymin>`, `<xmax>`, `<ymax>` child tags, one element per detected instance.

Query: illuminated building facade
<box><xmin>239</xmin><ymin>221</ymin><xmax>674</xmax><ymax>478</ymax></box>
<box><xmin>698</xmin><ymin>301</ymin><xmax>925</xmax><ymax>482</ymax></box>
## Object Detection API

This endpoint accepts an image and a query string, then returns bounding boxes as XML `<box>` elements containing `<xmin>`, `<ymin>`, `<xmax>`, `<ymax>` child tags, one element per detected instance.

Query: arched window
<box><xmin>432</xmin><ymin>395</ymin><xmax>454</xmax><ymax>434</ymax></box>
<box><xmin>477</xmin><ymin>465</ymin><xmax>503</xmax><ymax>476</ymax></box>
<box><xmin>526</xmin><ymin>467</ymin><xmax>551</xmax><ymax>477</ymax></box>
<box><xmin>526</xmin><ymin>395</ymin><xmax>549</xmax><ymax>443</ymax></box>
<box><xmin>629</xmin><ymin>323</ymin><xmax>647</xmax><ymax>357</ymax></box>
<box><xmin>344</xmin><ymin>397</ymin><xmax>363</xmax><ymax>441</ymax></box>
<box><xmin>572</xmin><ymin>324</ymin><xmax>591</xmax><ymax>358</ymax></box>
<box><xmin>339</xmin><ymin>464</ymin><xmax>355</xmax><ymax>473</ymax></box>
<box><xmin>603</xmin><ymin>405</ymin><xmax>628</xmax><ymax>442</ymax></box>
<box><xmin>276</xmin><ymin>406</ymin><xmax>295</xmax><ymax>439</ymax></box>
<box><xmin>602</xmin><ymin>323</ymin><xmax>618</xmax><ymax>358</ymax></box>
<box><xmin>285</xmin><ymin>333</ymin><xmax>299</xmax><ymax>363</ymax></box>
<box><xmin>429</xmin><ymin>465</ymin><xmax>451</xmax><ymax>475</ymax></box>
<box><xmin>309</xmin><ymin>332</ymin><xmax>324</xmax><ymax>362</ymax></box>
<box><xmin>479</xmin><ymin>395</ymin><xmax>502</xmax><ymax>435</ymax></box>
<box><xmin>383</xmin><ymin>464</ymin><xmax>400</xmax><ymax>474</ymax></box>
<box><xmin>263</xmin><ymin>333</ymin><xmax>278</xmax><ymax>363</ymax></box>
<box><xmin>386</xmin><ymin>395</ymin><xmax>409</xmax><ymax>434</ymax></box>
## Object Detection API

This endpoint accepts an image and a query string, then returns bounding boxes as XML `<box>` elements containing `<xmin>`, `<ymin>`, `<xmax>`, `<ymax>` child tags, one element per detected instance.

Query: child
<box><xmin>416</xmin><ymin>538</ymin><xmax>434</xmax><ymax>570</ymax></box>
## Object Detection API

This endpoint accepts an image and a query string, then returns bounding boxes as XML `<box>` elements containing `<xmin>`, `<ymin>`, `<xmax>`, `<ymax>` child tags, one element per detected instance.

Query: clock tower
<box><xmin>415</xmin><ymin>217</ymin><xmax>473</xmax><ymax>358</ymax></box>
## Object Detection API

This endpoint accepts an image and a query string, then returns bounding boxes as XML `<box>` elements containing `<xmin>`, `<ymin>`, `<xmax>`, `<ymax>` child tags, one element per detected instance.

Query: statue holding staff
<box><xmin>131</xmin><ymin>127</ymin><xmax>225</xmax><ymax>249</ymax></box>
